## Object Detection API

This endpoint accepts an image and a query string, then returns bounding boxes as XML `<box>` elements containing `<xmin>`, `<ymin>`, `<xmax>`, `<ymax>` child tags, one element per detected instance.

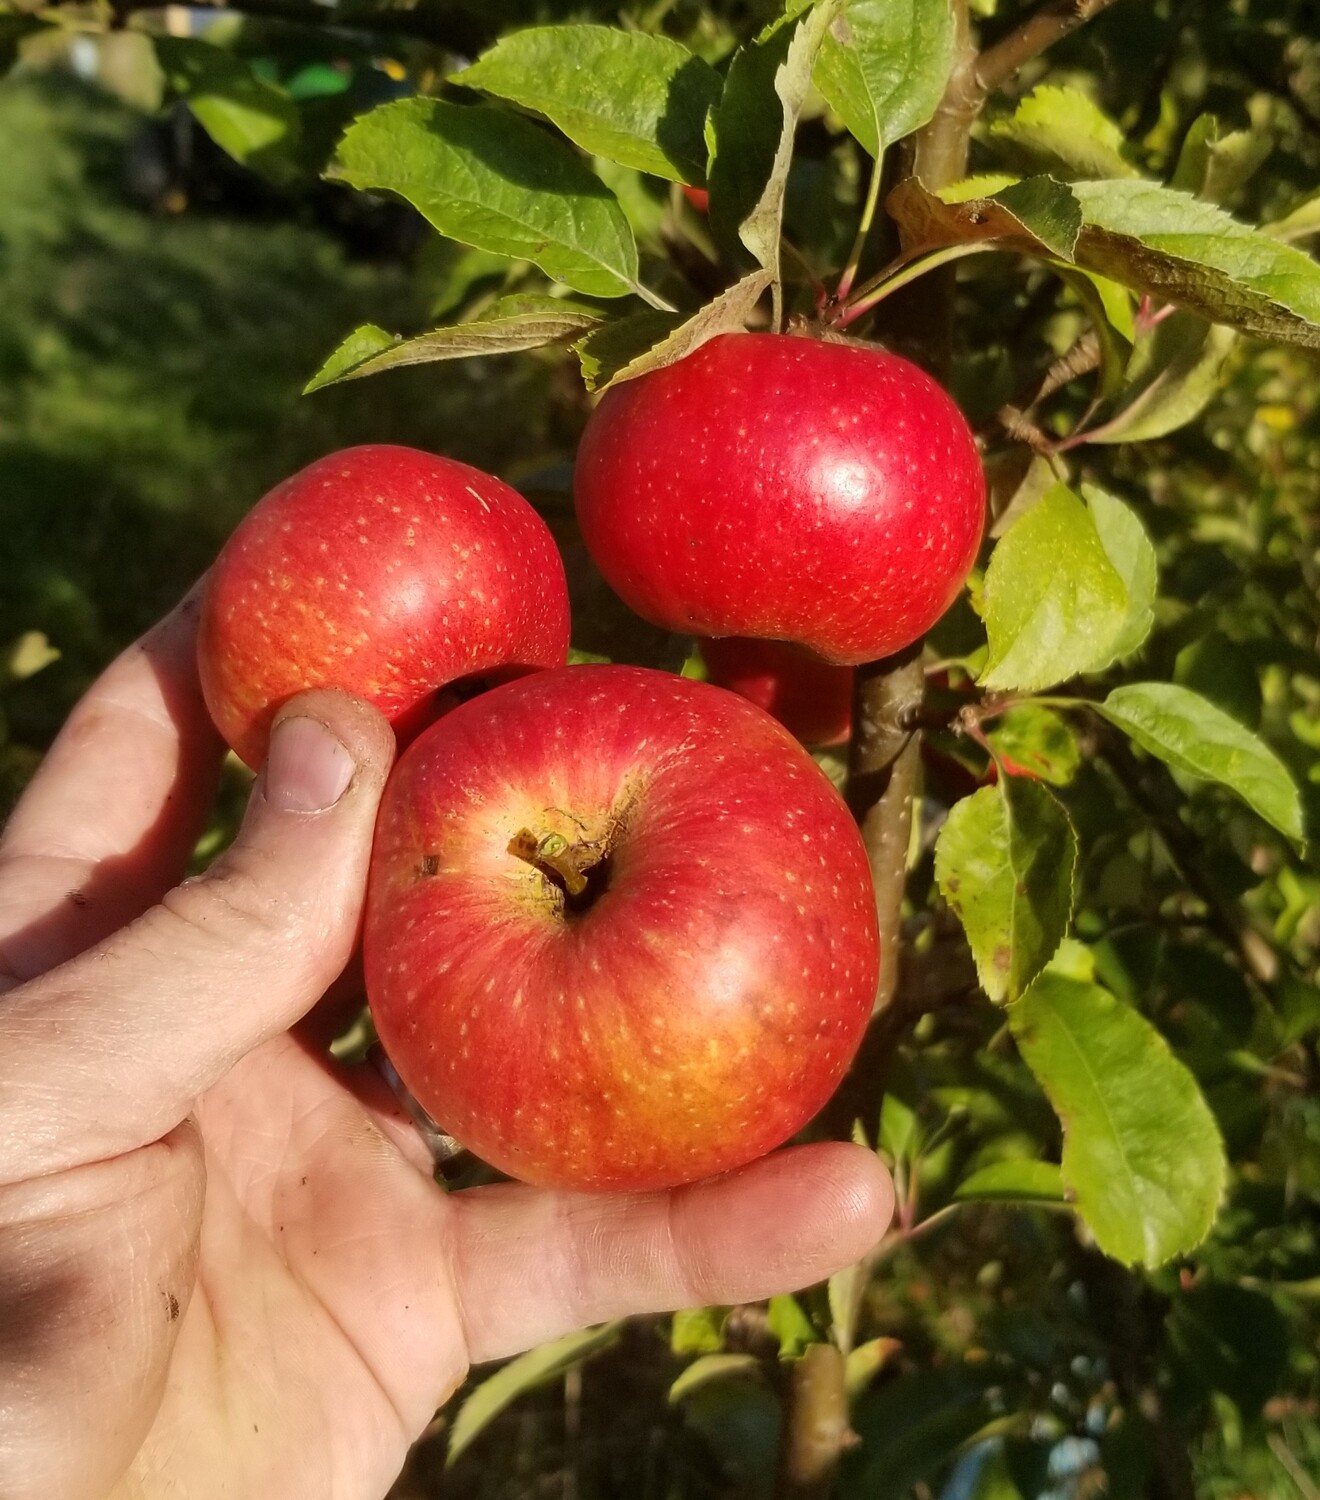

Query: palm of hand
<box><xmin>0</xmin><ymin>599</ymin><xmax>891</xmax><ymax>1500</ymax></box>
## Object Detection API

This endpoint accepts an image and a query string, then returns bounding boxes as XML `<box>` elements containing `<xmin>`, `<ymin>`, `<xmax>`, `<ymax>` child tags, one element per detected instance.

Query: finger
<box><xmin>0</xmin><ymin>588</ymin><xmax>223</xmax><ymax>988</ymax></box>
<box><xmin>449</xmin><ymin>1142</ymin><xmax>894</xmax><ymax>1362</ymax></box>
<box><xmin>0</xmin><ymin>691</ymin><xmax>395</xmax><ymax>1184</ymax></box>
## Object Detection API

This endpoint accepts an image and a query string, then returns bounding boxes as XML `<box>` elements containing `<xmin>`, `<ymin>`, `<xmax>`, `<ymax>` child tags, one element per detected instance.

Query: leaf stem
<box><xmin>835</xmin><ymin>152</ymin><xmax>885</xmax><ymax>303</ymax></box>
<box><xmin>832</xmin><ymin>242</ymin><xmax>993</xmax><ymax>329</ymax></box>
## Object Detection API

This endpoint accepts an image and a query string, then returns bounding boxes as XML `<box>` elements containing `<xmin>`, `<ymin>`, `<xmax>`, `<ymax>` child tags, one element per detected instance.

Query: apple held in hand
<box><xmin>574</xmin><ymin>333</ymin><xmax>985</xmax><ymax>664</ymax></box>
<box><xmin>700</xmin><ymin>636</ymin><xmax>853</xmax><ymax>746</ymax></box>
<box><xmin>199</xmin><ymin>444</ymin><xmax>570</xmax><ymax>767</ymax></box>
<box><xmin>364</xmin><ymin>665</ymin><xmax>879</xmax><ymax>1192</ymax></box>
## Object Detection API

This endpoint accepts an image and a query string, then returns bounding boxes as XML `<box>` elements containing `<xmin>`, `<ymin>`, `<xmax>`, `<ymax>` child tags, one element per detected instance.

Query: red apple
<box><xmin>198</xmin><ymin>444</ymin><xmax>570</xmax><ymax>767</ymax></box>
<box><xmin>574</xmin><ymin>332</ymin><xmax>985</xmax><ymax>664</ymax></box>
<box><xmin>682</xmin><ymin>185</ymin><xmax>710</xmax><ymax>213</ymax></box>
<box><xmin>700</xmin><ymin>636</ymin><xmax>852</xmax><ymax>746</ymax></box>
<box><xmin>364</xmin><ymin>665</ymin><xmax>879</xmax><ymax>1192</ymax></box>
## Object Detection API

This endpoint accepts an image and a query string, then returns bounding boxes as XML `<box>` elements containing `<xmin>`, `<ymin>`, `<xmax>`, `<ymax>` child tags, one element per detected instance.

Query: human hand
<box><xmin>0</xmin><ymin>594</ymin><xmax>894</xmax><ymax>1500</ymax></box>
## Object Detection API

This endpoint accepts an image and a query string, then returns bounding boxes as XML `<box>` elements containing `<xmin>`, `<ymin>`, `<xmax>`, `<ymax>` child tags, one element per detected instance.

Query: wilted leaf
<box><xmin>669</xmin><ymin>1353</ymin><xmax>762</xmax><ymax>1403</ymax></box>
<box><xmin>953</xmin><ymin>1159</ymin><xmax>1066</xmax><ymax>1203</ymax></box>
<box><xmin>1069</xmin><ymin>179</ymin><xmax>1320</xmax><ymax>350</ymax></box>
<box><xmin>330</xmin><ymin>98</ymin><xmax>650</xmax><ymax>301</ymax></box>
<box><xmin>980</xmin><ymin>483</ymin><xmax>1129</xmax><ymax>691</ymax></box>
<box><xmin>1096</xmin><ymin>682</ymin><xmax>1303</xmax><ymax>839</ymax></box>
<box><xmin>590</xmin><ymin>269</ymin><xmax>771</xmax><ymax>390</ymax></box>
<box><xmin>1010</xmin><ymin>974</ymin><xmax>1227</xmax><ymax>1266</ymax></box>
<box><xmin>984</xmin><ymin>703</ymin><xmax>1080</xmax><ymax>785</ymax></box>
<box><xmin>1085</xmin><ymin>311</ymin><xmax>1236</xmax><ymax>445</ymax></box>
<box><xmin>155</xmin><ymin>37</ymin><xmax>300</xmax><ymax>181</ymax></box>
<box><xmin>574</xmin><ymin>310</ymin><xmax>683</xmax><ymax>391</ymax></box>
<box><xmin>891</xmin><ymin>174</ymin><xmax>1083</xmax><ymax>261</ymax></box>
<box><xmin>988</xmin><ymin>84</ymin><xmax>1136</xmax><ymax>181</ymax></box>
<box><xmin>934</xmin><ymin>778</ymin><xmax>1077</xmax><ymax>1003</ymax></box>
<box><xmin>447</xmin><ymin>1322</ymin><xmax>623</xmax><ymax>1464</ymax></box>
<box><xmin>454</xmin><ymin>27</ymin><xmax>722</xmax><ymax>185</ymax></box>
<box><xmin>304</xmin><ymin>304</ymin><xmax>601</xmax><ymax>392</ymax></box>
<box><xmin>1083</xmin><ymin>485</ymin><xmax>1156</xmax><ymax>658</ymax></box>
<box><xmin>813</xmin><ymin>0</ymin><xmax>955</xmax><ymax>158</ymax></box>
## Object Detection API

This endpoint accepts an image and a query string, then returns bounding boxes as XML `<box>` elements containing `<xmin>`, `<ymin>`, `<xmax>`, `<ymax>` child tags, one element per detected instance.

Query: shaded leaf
<box><xmin>304</xmin><ymin>304</ymin><xmax>601</xmax><ymax>392</ymax></box>
<box><xmin>669</xmin><ymin>1352</ymin><xmax>762</xmax><ymax>1403</ymax></box>
<box><xmin>768</xmin><ymin>1293</ymin><xmax>820</xmax><ymax>1359</ymax></box>
<box><xmin>980</xmin><ymin>483</ymin><xmax>1129</xmax><ymax>691</ymax></box>
<box><xmin>891</xmin><ymin>174</ymin><xmax>1083</xmax><ymax>261</ymax></box>
<box><xmin>330</xmin><ymin>98</ymin><xmax>648</xmax><ymax>301</ymax></box>
<box><xmin>953</xmin><ymin>1159</ymin><xmax>1066</xmax><ymax>1204</ymax></box>
<box><xmin>934</xmin><ymin>778</ymin><xmax>1077</xmax><ymax>1003</ymax></box>
<box><xmin>454</xmin><ymin>27</ymin><xmax>722</xmax><ymax>185</ymax></box>
<box><xmin>1010</xmin><ymin>974</ymin><xmax>1227</xmax><ymax>1267</ymax></box>
<box><xmin>984</xmin><ymin>703</ymin><xmax>1080</xmax><ymax>785</ymax></box>
<box><xmin>813</xmin><ymin>0</ymin><xmax>955</xmax><ymax>158</ymax></box>
<box><xmin>1097</xmin><ymin>682</ymin><xmax>1303</xmax><ymax>839</ymax></box>
<box><xmin>710</xmin><ymin>1</ymin><xmax>839</xmax><ymax>323</ymax></box>
<box><xmin>155</xmin><ymin>37</ymin><xmax>300</xmax><ymax>181</ymax></box>
<box><xmin>448</xmin><ymin>1322</ymin><xmax>623</xmax><ymax>1464</ymax></box>
<box><xmin>1083</xmin><ymin>485</ymin><xmax>1156</xmax><ymax>658</ymax></box>
<box><xmin>1267</xmin><ymin>188</ymin><xmax>1320</xmax><ymax>244</ymax></box>
<box><xmin>988</xmin><ymin>84</ymin><xmax>1137</xmax><ymax>181</ymax></box>
<box><xmin>1</xmin><ymin>12</ymin><xmax>44</xmax><ymax>74</ymax></box>
<box><xmin>1170</xmin><ymin>114</ymin><xmax>1272</xmax><ymax>206</ymax></box>
<box><xmin>845</xmin><ymin>1337</ymin><xmax>902</xmax><ymax>1400</ymax></box>
<box><xmin>1085</xmin><ymin>311</ymin><xmax>1236</xmax><ymax>445</ymax></box>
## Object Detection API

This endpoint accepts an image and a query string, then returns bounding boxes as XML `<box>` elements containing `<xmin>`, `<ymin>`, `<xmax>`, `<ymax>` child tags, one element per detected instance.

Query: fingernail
<box><xmin>265</xmin><ymin>716</ymin><xmax>355</xmax><ymax>813</ymax></box>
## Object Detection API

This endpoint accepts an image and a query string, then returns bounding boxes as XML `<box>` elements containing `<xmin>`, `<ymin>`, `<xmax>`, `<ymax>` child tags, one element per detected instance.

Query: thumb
<box><xmin>0</xmin><ymin>691</ymin><xmax>395</xmax><ymax>1182</ymax></box>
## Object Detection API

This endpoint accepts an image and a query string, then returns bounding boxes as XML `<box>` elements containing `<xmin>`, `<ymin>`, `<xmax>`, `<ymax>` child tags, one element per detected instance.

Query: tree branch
<box><xmin>977</xmin><ymin>0</ymin><xmax>1122</xmax><ymax>94</ymax></box>
<box><xmin>774</xmin><ymin>1344</ymin><xmax>858</xmax><ymax>1500</ymax></box>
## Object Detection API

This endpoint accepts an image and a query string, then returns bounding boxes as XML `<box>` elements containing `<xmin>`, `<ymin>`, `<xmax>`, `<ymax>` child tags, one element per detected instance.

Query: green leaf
<box><xmin>155</xmin><ymin>38</ymin><xmax>300</xmax><ymax>181</ymax></box>
<box><xmin>1083</xmin><ymin>485</ymin><xmax>1156</xmax><ymax>658</ymax></box>
<box><xmin>1055</xmin><ymin>266</ymin><xmax>1134</xmax><ymax>399</ymax></box>
<box><xmin>813</xmin><ymin>0</ymin><xmax>955</xmax><ymax>159</ymax></box>
<box><xmin>1096</xmin><ymin>683</ymin><xmax>1304</xmax><ymax>839</ymax></box>
<box><xmin>304</xmin><ymin>304</ymin><xmax>601</xmax><ymax>392</ymax></box>
<box><xmin>330</xmin><ymin>98</ymin><xmax>649</xmax><ymax>302</ymax></box>
<box><xmin>988</xmin><ymin>84</ymin><xmax>1137</xmax><ymax>181</ymax></box>
<box><xmin>891</xmin><ymin>174</ymin><xmax>1083</xmax><ymax>261</ymax></box>
<box><xmin>1010</xmin><ymin>974</ymin><xmax>1227</xmax><ymax>1267</ymax></box>
<box><xmin>589</xmin><ymin>268</ymin><xmax>771</xmax><ymax>390</ymax></box>
<box><xmin>980</xmin><ymin>483</ymin><xmax>1129</xmax><ymax>691</ymax></box>
<box><xmin>878</xmin><ymin>1088</ymin><xmax>921</xmax><ymax>1162</ymax></box>
<box><xmin>984</xmin><ymin>704</ymin><xmax>1080</xmax><ymax>785</ymax></box>
<box><xmin>1170</xmin><ymin>114</ymin><xmax>1272</xmax><ymax>207</ymax></box>
<box><xmin>768</xmin><ymin>1293</ymin><xmax>820</xmax><ymax>1359</ymax></box>
<box><xmin>668</xmin><ymin>1353</ymin><xmax>762</xmax><ymax>1403</ymax></box>
<box><xmin>1069</xmin><ymin>179</ymin><xmax>1320</xmax><ymax>350</ymax></box>
<box><xmin>1085</xmin><ymin>311</ymin><xmax>1236</xmax><ymax>445</ymax></box>
<box><xmin>953</xmin><ymin>1158</ymin><xmax>1066</xmax><ymax>1204</ymax></box>
<box><xmin>709</xmin><ymin>1</ymin><xmax>840</xmax><ymax>324</ymax></box>
<box><xmin>447</xmin><ymin>1322</ymin><xmax>623</xmax><ymax>1464</ymax></box>
<box><xmin>453</xmin><ymin>27</ymin><xmax>723</xmax><ymax>186</ymax></box>
<box><xmin>671</xmin><ymin>1305</ymin><xmax>728</xmax><ymax>1356</ymax></box>
<box><xmin>934</xmin><ymin>778</ymin><xmax>1077</xmax><ymax>1004</ymax></box>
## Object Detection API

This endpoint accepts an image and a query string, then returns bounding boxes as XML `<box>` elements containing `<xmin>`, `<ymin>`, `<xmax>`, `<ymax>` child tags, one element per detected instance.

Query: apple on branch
<box><xmin>575</xmin><ymin>332</ymin><xmax>985</xmax><ymax>663</ymax></box>
<box><xmin>198</xmin><ymin>444</ymin><xmax>570</xmax><ymax>767</ymax></box>
<box><xmin>700</xmin><ymin>635</ymin><xmax>853</xmax><ymax>746</ymax></box>
<box><xmin>364</xmin><ymin>665</ymin><xmax>880</xmax><ymax>1192</ymax></box>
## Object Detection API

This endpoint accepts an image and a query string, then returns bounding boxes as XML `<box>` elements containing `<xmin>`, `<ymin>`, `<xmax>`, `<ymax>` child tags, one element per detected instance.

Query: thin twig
<box><xmin>977</xmin><ymin>0</ymin><xmax>1124</xmax><ymax>94</ymax></box>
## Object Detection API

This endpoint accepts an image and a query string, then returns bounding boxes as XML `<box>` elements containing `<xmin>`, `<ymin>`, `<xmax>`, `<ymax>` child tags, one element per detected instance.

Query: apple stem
<box><xmin>507</xmin><ymin>829</ymin><xmax>591</xmax><ymax>899</ymax></box>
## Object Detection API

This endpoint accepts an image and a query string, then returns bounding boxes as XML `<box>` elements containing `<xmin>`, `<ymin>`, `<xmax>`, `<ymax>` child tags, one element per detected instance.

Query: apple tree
<box><xmin>5</xmin><ymin>0</ymin><xmax>1320</xmax><ymax>1494</ymax></box>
